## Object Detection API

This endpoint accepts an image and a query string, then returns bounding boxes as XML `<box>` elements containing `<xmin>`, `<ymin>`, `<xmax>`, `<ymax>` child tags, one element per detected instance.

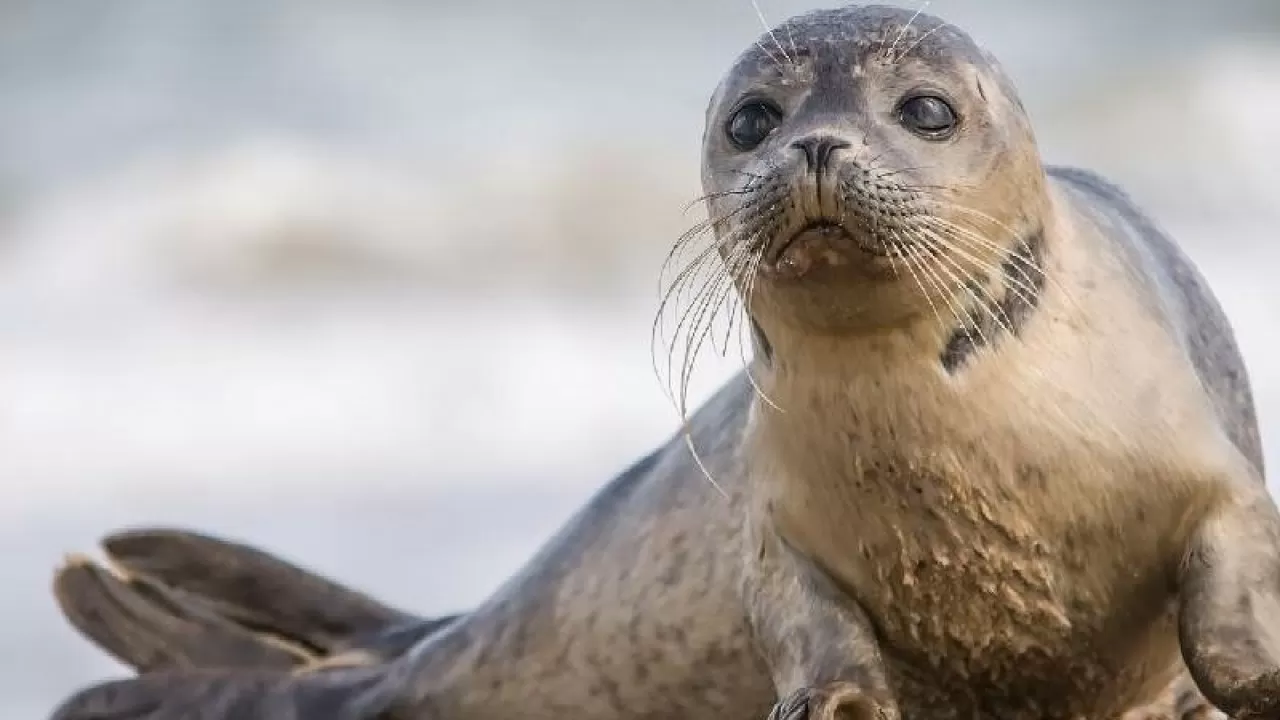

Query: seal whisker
<box><xmin>663</xmin><ymin>220</ymin><xmax>737</xmax><ymax>293</ymax></box>
<box><xmin>920</xmin><ymin>204</ymin><xmax>1040</xmax><ymax>270</ymax></box>
<box><xmin>668</xmin><ymin>195</ymin><xmax>754</xmax><ymax>256</ymax></box>
<box><xmin>925</xmin><ymin>214</ymin><xmax>1032</xmax><ymax>272</ymax></box>
<box><xmin>666</xmin><ymin>214</ymin><xmax>786</xmax><ymax>427</ymax></box>
<box><xmin>913</xmin><ymin>227</ymin><xmax>1122</xmax><ymax>440</ymax></box>
<box><xmin>692</xmin><ymin>268</ymin><xmax>733</xmax><ymax>361</ymax></box>
<box><xmin>870</xmin><ymin>171</ymin><xmax>981</xmax><ymax>197</ymax></box>
<box><xmin>864</xmin><ymin>149</ymin><xmax>890</xmax><ymax>169</ymax></box>
<box><xmin>721</xmin><ymin>283</ymin><xmax>744</xmax><ymax>357</ymax></box>
<box><xmin>916</xmin><ymin>205</ymin><xmax>1053</xmax><ymax>288</ymax></box>
<box><xmin>739</xmin><ymin>232</ymin><xmax>768</xmax><ymax>316</ymax></box>
<box><xmin>913</xmin><ymin>229</ymin><xmax>1049</xmax><ymax>389</ymax></box>
<box><xmin>669</xmin><ymin>241</ymin><xmax>763</xmax><ymax>498</ymax></box>
<box><xmin>754</xmin><ymin>40</ymin><xmax>785</xmax><ymax>70</ymax></box>
<box><xmin>888</xmin><ymin>230</ymin><xmax>953</xmax><ymax>341</ymax></box>
<box><xmin>917</xmin><ymin>217</ymin><xmax>1041</xmax><ymax>310</ymax></box>
<box><xmin>915</xmin><ymin>226</ymin><xmax>1017</xmax><ymax>337</ymax></box>
<box><xmin>669</xmin><ymin>172</ymin><xmax>779</xmax><ymax>255</ymax></box>
<box><xmin>654</xmin><ymin>235</ymin><xmax>757</xmax><ymax>498</ymax></box>
<box><xmin>924</xmin><ymin>209</ymin><xmax>1085</xmax><ymax>316</ymax></box>
<box><xmin>749</xmin><ymin>0</ymin><xmax>796</xmax><ymax>68</ymax></box>
<box><xmin>653</xmin><ymin>229</ymin><xmax>748</xmax><ymax>407</ymax></box>
<box><xmin>720</xmin><ymin>239</ymin><xmax>765</xmax><ymax>362</ymax></box>
<box><xmin>889</xmin><ymin>234</ymin><xmax>950</xmax><ymax>339</ymax></box>
<box><xmin>918</xmin><ymin>237</ymin><xmax>1089</xmax><ymax>436</ymax></box>
<box><xmin>892</xmin><ymin>181</ymin><xmax>983</xmax><ymax>196</ymax></box>
<box><xmin>915</xmin><ymin>229</ymin><xmax>999</xmax><ymax>333</ymax></box>
<box><xmin>669</xmin><ymin>247</ymin><xmax>739</xmax><ymax>373</ymax></box>
<box><xmin>666</xmin><ymin>227</ymin><xmax>761</xmax><ymax>403</ymax></box>
<box><xmin>784</xmin><ymin>19</ymin><xmax>799</xmax><ymax>61</ymax></box>
<box><xmin>662</xmin><ymin>228</ymin><xmax>726</xmax><ymax>289</ymax></box>
<box><xmin>679</xmin><ymin>279</ymin><xmax>728</xmax><ymax>382</ymax></box>
<box><xmin>660</xmin><ymin>227</ymin><xmax>723</xmax><ymax>297</ymax></box>
<box><xmin>925</xmin><ymin>235</ymin><xmax>1120</xmax><ymax>439</ymax></box>
<box><xmin>659</xmin><ymin>192</ymin><xmax>771</xmax><ymax>299</ymax></box>
<box><xmin>686</xmin><ymin>169</ymin><xmax>777</xmax><ymax>209</ymax></box>
<box><xmin>656</xmin><ymin>242</ymin><xmax>726</xmax><ymax>353</ymax></box>
<box><xmin>884</xmin><ymin>1</ymin><xmax>930</xmax><ymax>61</ymax></box>
<box><xmin>904</xmin><ymin>235</ymin><xmax>988</xmax><ymax>353</ymax></box>
<box><xmin>910</xmin><ymin>225</ymin><xmax>1043</xmax><ymax>379</ymax></box>
<box><xmin>712</xmin><ymin>235</ymin><xmax>763</xmax><ymax>325</ymax></box>
<box><xmin>881</xmin><ymin>235</ymin><xmax>905</xmax><ymax>282</ymax></box>
<box><xmin>735</xmin><ymin>242</ymin><xmax>785</xmax><ymax>413</ymax></box>
<box><xmin>701</xmin><ymin>230</ymin><xmax>780</xmax><ymax>416</ymax></box>
<box><xmin>924</xmin><ymin>204</ymin><xmax>1024</xmax><ymax>253</ymax></box>
<box><xmin>681</xmin><ymin>187</ymin><xmax>761</xmax><ymax>216</ymax></box>
<box><xmin>873</xmin><ymin>165</ymin><xmax>940</xmax><ymax>177</ymax></box>
<box><xmin>896</xmin><ymin>20</ymin><xmax>950</xmax><ymax>62</ymax></box>
<box><xmin>911</xmin><ymin>245</ymin><xmax>977</xmax><ymax>345</ymax></box>
<box><xmin>705</xmin><ymin>245</ymin><xmax>755</xmax><ymax>358</ymax></box>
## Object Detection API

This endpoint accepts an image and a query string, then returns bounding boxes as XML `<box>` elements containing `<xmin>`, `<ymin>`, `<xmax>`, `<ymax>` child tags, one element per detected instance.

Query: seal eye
<box><xmin>898</xmin><ymin>95</ymin><xmax>958</xmax><ymax>139</ymax></box>
<box><xmin>726</xmin><ymin>100</ymin><xmax>783</xmax><ymax>151</ymax></box>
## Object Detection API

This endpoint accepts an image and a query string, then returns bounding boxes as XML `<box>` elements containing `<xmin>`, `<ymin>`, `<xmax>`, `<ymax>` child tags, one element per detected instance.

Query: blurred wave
<box><xmin>1</xmin><ymin>0</ymin><xmax>1278</xmax><ymax>711</ymax></box>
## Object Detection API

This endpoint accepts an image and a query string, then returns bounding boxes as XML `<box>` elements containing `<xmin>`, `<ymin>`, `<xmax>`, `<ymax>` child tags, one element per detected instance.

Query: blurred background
<box><xmin>2</xmin><ymin>0</ymin><xmax>1278</xmax><ymax>713</ymax></box>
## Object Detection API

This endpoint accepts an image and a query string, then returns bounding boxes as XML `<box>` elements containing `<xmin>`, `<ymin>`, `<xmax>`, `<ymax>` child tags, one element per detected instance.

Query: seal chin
<box><xmin>763</xmin><ymin>221</ymin><xmax>891</xmax><ymax>281</ymax></box>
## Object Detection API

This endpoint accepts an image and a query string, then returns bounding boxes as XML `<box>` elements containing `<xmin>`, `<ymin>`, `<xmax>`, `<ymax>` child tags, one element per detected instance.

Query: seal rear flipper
<box><xmin>49</xmin><ymin>665</ymin><xmax>410</xmax><ymax>720</ymax></box>
<box><xmin>101</xmin><ymin>527</ymin><xmax>418</xmax><ymax>653</ymax></box>
<box><xmin>328</xmin><ymin>614</ymin><xmax>464</xmax><ymax>665</ymax></box>
<box><xmin>53</xmin><ymin>555</ymin><xmax>313</xmax><ymax>672</ymax></box>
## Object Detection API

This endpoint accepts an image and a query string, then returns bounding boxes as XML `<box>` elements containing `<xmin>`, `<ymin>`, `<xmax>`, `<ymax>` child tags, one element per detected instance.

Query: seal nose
<box><xmin>790</xmin><ymin>135</ymin><xmax>851</xmax><ymax>173</ymax></box>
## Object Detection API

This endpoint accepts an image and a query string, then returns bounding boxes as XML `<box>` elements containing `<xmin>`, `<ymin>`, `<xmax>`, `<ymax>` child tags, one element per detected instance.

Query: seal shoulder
<box><xmin>1047</xmin><ymin>165</ymin><xmax>1263</xmax><ymax>474</ymax></box>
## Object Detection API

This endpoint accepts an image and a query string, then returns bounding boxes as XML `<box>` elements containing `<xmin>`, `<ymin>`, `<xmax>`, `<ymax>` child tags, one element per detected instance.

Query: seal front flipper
<box><xmin>49</xmin><ymin>664</ymin><xmax>411</xmax><ymax>720</ymax></box>
<box><xmin>744</xmin><ymin>525</ymin><xmax>900</xmax><ymax>720</ymax></box>
<box><xmin>1178</xmin><ymin>478</ymin><xmax>1280</xmax><ymax>720</ymax></box>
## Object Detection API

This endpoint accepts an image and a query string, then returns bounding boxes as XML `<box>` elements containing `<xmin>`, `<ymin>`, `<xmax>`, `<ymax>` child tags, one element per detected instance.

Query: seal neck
<box><xmin>746</xmin><ymin>221</ymin><xmax>1051</xmax><ymax>387</ymax></box>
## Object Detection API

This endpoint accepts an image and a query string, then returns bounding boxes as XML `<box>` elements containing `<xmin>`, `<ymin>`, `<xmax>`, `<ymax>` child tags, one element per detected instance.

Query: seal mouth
<box><xmin>769</xmin><ymin>221</ymin><xmax>851</xmax><ymax>262</ymax></box>
<box><xmin>769</xmin><ymin>220</ymin><xmax>892</xmax><ymax>263</ymax></box>
<box><xmin>759</xmin><ymin>220</ymin><xmax>900</xmax><ymax>281</ymax></box>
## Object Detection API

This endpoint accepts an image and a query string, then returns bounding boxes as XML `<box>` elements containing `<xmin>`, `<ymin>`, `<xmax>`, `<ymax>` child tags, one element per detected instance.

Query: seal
<box><xmin>52</xmin><ymin>528</ymin><xmax>1212</xmax><ymax>720</ymax></box>
<box><xmin>48</xmin><ymin>5</ymin><xmax>1277</xmax><ymax>720</ymax></box>
<box><xmin>51</xmin><ymin>533</ymin><xmax>459</xmax><ymax>674</ymax></box>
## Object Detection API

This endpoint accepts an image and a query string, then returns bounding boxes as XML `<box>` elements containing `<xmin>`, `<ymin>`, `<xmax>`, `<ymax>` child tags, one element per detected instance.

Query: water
<box><xmin>2</xmin><ymin>0</ymin><xmax>1278</xmax><ymax>713</ymax></box>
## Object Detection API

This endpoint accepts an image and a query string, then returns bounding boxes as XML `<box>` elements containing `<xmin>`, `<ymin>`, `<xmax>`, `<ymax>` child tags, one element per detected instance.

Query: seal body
<box><xmin>747</xmin><ymin>169</ymin><xmax>1245</xmax><ymax>720</ymax></box>
<box><xmin>49</xmin><ymin>6</ymin><xmax>1280</xmax><ymax>720</ymax></box>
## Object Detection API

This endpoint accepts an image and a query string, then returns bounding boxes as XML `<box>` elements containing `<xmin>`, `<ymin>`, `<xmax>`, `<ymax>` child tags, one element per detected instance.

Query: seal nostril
<box><xmin>790</xmin><ymin>136</ymin><xmax>852</xmax><ymax>172</ymax></box>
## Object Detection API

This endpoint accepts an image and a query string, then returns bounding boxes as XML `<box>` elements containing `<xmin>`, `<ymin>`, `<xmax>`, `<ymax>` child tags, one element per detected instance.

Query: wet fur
<box><xmin>48</xmin><ymin>5</ymin><xmax>1276</xmax><ymax>720</ymax></box>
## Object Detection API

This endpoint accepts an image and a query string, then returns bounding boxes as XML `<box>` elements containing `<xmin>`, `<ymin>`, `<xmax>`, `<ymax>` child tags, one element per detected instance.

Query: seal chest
<box><xmin>748</xmin><ymin>364</ymin><xmax>1190</xmax><ymax>718</ymax></box>
<box><xmin>758</xmin><ymin>422</ymin><xmax>1068</xmax><ymax>649</ymax></box>
<box><xmin>851</xmin><ymin>453</ymin><xmax>1072</xmax><ymax>658</ymax></box>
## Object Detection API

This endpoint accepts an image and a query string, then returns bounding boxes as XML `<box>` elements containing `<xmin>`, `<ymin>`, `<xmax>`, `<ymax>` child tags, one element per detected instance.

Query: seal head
<box><xmin>701</xmin><ymin>5</ymin><xmax>1048</xmax><ymax>335</ymax></box>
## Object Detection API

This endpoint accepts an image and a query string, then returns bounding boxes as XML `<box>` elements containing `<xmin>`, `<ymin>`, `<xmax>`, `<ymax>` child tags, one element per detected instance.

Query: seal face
<box><xmin>701</xmin><ymin>5</ymin><xmax>1046</xmax><ymax>335</ymax></box>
